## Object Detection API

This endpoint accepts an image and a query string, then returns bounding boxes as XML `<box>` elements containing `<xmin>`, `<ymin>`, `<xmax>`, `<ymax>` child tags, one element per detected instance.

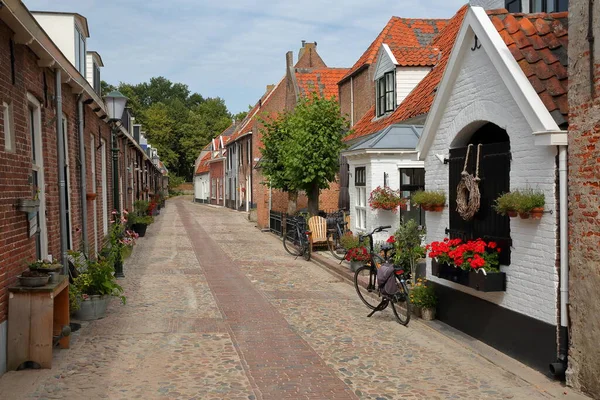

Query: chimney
<box><xmin>286</xmin><ymin>51</ymin><xmax>294</xmax><ymax>70</ymax></box>
<box><xmin>298</xmin><ymin>41</ymin><xmax>317</xmax><ymax>61</ymax></box>
<box><xmin>468</xmin><ymin>0</ymin><xmax>504</xmax><ymax>9</ymax></box>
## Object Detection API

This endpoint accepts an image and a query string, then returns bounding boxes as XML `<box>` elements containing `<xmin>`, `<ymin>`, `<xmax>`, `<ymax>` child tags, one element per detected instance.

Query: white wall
<box><xmin>86</xmin><ymin>54</ymin><xmax>95</xmax><ymax>87</ymax></box>
<box><xmin>423</xmin><ymin>42</ymin><xmax>558</xmax><ymax>325</ymax></box>
<box><xmin>374</xmin><ymin>47</ymin><xmax>395</xmax><ymax>81</ymax></box>
<box><xmin>31</xmin><ymin>14</ymin><xmax>76</xmax><ymax>65</ymax></box>
<box><xmin>194</xmin><ymin>173</ymin><xmax>210</xmax><ymax>202</ymax></box>
<box><xmin>396</xmin><ymin>67</ymin><xmax>431</xmax><ymax>105</ymax></box>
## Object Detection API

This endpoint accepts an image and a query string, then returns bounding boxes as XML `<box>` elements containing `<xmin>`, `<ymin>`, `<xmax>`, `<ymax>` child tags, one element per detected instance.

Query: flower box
<box><xmin>431</xmin><ymin>258</ymin><xmax>506</xmax><ymax>292</ymax></box>
<box><xmin>16</xmin><ymin>199</ymin><xmax>40</xmax><ymax>213</ymax></box>
<box><xmin>468</xmin><ymin>270</ymin><xmax>506</xmax><ymax>292</ymax></box>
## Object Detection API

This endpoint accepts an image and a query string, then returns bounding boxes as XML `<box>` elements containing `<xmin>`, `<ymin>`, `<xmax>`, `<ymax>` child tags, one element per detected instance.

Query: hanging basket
<box><xmin>456</xmin><ymin>144</ymin><xmax>482</xmax><ymax>221</ymax></box>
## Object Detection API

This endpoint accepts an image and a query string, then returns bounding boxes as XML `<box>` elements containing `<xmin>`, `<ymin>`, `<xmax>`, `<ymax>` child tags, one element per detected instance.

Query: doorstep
<box><xmin>309</xmin><ymin>251</ymin><xmax>590</xmax><ymax>400</ymax></box>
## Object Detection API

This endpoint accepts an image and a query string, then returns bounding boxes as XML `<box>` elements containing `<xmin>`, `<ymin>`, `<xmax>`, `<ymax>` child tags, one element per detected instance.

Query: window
<box><xmin>355</xmin><ymin>167</ymin><xmax>366</xmax><ymax>230</ymax></box>
<box><xmin>399</xmin><ymin>169</ymin><xmax>425</xmax><ymax>227</ymax></box>
<box><xmin>74</xmin><ymin>26</ymin><xmax>86</xmax><ymax>75</ymax></box>
<box><xmin>530</xmin><ymin>0</ymin><xmax>567</xmax><ymax>12</ymax></box>
<box><xmin>93</xmin><ymin>63</ymin><xmax>101</xmax><ymax>95</ymax></box>
<box><xmin>2</xmin><ymin>101</ymin><xmax>14</xmax><ymax>152</ymax></box>
<box><xmin>212</xmin><ymin>178</ymin><xmax>216</xmax><ymax>199</ymax></box>
<box><xmin>218</xmin><ymin>178</ymin><xmax>222</xmax><ymax>200</ymax></box>
<box><xmin>376</xmin><ymin>71</ymin><xmax>395</xmax><ymax>117</ymax></box>
<box><xmin>505</xmin><ymin>0</ymin><xmax>522</xmax><ymax>12</ymax></box>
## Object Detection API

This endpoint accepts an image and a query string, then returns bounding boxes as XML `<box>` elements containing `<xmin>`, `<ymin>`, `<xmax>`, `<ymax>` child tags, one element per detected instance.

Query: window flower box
<box><xmin>368</xmin><ymin>186</ymin><xmax>406</xmax><ymax>213</ymax></box>
<box><xmin>16</xmin><ymin>199</ymin><xmax>40</xmax><ymax>213</ymax></box>
<box><xmin>431</xmin><ymin>258</ymin><xmax>506</xmax><ymax>292</ymax></box>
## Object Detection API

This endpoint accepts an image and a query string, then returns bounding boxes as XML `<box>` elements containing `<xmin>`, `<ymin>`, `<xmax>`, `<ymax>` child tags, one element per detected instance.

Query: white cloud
<box><xmin>23</xmin><ymin>0</ymin><xmax>466</xmax><ymax>113</ymax></box>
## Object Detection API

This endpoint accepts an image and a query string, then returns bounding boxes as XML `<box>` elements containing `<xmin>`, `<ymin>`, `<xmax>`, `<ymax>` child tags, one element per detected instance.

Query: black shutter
<box><xmin>448</xmin><ymin>142</ymin><xmax>512</xmax><ymax>265</ymax></box>
<box><xmin>338</xmin><ymin>155</ymin><xmax>350</xmax><ymax>211</ymax></box>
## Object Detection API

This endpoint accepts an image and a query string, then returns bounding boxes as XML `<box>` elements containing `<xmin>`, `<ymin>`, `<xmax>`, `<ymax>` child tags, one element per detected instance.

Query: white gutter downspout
<box><xmin>55</xmin><ymin>69</ymin><xmax>68</xmax><ymax>274</ymax></box>
<box><xmin>550</xmin><ymin>145</ymin><xmax>569</xmax><ymax>376</ymax></box>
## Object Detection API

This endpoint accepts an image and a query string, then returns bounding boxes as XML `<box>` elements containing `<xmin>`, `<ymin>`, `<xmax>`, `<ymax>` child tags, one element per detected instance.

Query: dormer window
<box><xmin>376</xmin><ymin>71</ymin><xmax>395</xmax><ymax>117</ymax></box>
<box><xmin>93</xmin><ymin>63</ymin><xmax>101</xmax><ymax>95</ymax></box>
<box><xmin>74</xmin><ymin>26</ymin><xmax>86</xmax><ymax>75</ymax></box>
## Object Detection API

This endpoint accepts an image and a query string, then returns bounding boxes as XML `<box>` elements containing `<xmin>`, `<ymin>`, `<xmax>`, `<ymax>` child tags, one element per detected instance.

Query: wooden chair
<box><xmin>344</xmin><ymin>213</ymin><xmax>351</xmax><ymax>231</ymax></box>
<box><xmin>308</xmin><ymin>216</ymin><xmax>328</xmax><ymax>250</ymax></box>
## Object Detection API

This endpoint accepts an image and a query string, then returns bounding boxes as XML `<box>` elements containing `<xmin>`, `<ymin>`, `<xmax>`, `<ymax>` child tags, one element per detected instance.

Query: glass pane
<box><xmin>386</xmin><ymin>92</ymin><xmax>394</xmax><ymax>111</ymax></box>
<box><xmin>532</xmin><ymin>0</ymin><xmax>543</xmax><ymax>12</ymax></box>
<box><xmin>505</xmin><ymin>0</ymin><xmax>521</xmax><ymax>12</ymax></box>
<box><xmin>386</xmin><ymin>73</ymin><xmax>394</xmax><ymax>91</ymax></box>
<box><xmin>546</xmin><ymin>0</ymin><xmax>555</xmax><ymax>11</ymax></box>
<box><xmin>29</xmin><ymin>107</ymin><xmax>36</xmax><ymax>162</ymax></box>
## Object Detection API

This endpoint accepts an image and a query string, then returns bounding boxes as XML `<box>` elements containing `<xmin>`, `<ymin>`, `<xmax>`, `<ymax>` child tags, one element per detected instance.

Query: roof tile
<box><xmin>534</xmin><ymin>17</ymin><xmax>552</xmax><ymax>36</ymax></box>
<box><xmin>503</xmin><ymin>14</ymin><xmax>520</xmax><ymax>34</ymax></box>
<box><xmin>296</xmin><ymin>68</ymin><xmax>349</xmax><ymax>99</ymax></box>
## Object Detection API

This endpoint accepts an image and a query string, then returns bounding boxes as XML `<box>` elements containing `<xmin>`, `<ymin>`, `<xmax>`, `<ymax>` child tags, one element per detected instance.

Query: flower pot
<box><xmin>421</xmin><ymin>204</ymin><xmax>431</xmax><ymax>211</ymax></box>
<box><xmin>411</xmin><ymin>306</ymin><xmax>422</xmax><ymax>318</ymax></box>
<box><xmin>421</xmin><ymin>307</ymin><xmax>436</xmax><ymax>321</ymax></box>
<box><xmin>507</xmin><ymin>210</ymin><xmax>518</xmax><ymax>218</ymax></box>
<box><xmin>86</xmin><ymin>193</ymin><xmax>97</xmax><ymax>201</ymax></box>
<box><xmin>349</xmin><ymin>261</ymin><xmax>363</xmax><ymax>272</ymax></box>
<box><xmin>16</xmin><ymin>199</ymin><xmax>40</xmax><ymax>213</ymax></box>
<box><xmin>132</xmin><ymin>223</ymin><xmax>148</xmax><ymax>237</ymax></box>
<box><xmin>519</xmin><ymin>212</ymin><xmax>530</xmax><ymax>219</ymax></box>
<box><xmin>432</xmin><ymin>204</ymin><xmax>444</xmax><ymax>212</ymax></box>
<box><xmin>468</xmin><ymin>270</ymin><xmax>506</xmax><ymax>292</ymax></box>
<box><xmin>530</xmin><ymin>207</ymin><xmax>544</xmax><ymax>220</ymax></box>
<box><xmin>18</xmin><ymin>274</ymin><xmax>50</xmax><ymax>287</ymax></box>
<box><xmin>73</xmin><ymin>295</ymin><xmax>110</xmax><ymax>321</ymax></box>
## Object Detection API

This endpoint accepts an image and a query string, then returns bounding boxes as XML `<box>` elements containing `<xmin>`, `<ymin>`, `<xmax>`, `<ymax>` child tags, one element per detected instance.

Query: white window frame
<box><xmin>74</xmin><ymin>26</ymin><xmax>86</xmax><ymax>75</ymax></box>
<box><xmin>3</xmin><ymin>101</ymin><xmax>15</xmax><ymax>152</ymax></box>
<box><xmin>101</xmin><ymin>138</ymin><xmax>108</xmax><ymax>236</ymax></box>
<box><xmin>355</xmin><ymin>167</ymin><xmax>367</xmax><ymax>231</ymax></box>
<box><xmin>376</xmin><ymin>71</ymin><xmax>395</xmax><ymax>117</ymax></box>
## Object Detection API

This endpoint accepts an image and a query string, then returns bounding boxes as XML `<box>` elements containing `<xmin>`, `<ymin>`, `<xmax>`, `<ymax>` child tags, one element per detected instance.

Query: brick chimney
<box><xmin>298</xmin><ymin>40</ymin><xmax>317</xmax><ymax>60</ymax></box>
<box><xmin>286</xmin><ymin>51</ymin><xmax>294</xmax><ymax>71</ymax></box>
<box><xmin>266</xmin><ymin>84</ymin><xmax>276</xmax><ymax>93</ymax></box>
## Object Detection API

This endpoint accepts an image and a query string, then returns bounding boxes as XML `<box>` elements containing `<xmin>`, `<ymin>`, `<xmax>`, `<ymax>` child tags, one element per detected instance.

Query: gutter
<box><xmin>77</xmin><ymin>95</ymin><xmax>88</xmax><ymax>255</ymax></box>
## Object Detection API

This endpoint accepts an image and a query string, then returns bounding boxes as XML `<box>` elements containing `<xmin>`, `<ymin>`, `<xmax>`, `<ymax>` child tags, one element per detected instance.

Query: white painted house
<box><xmin>194</xmin><ymin>150</ymin><xmax>211</xmax><ymax>204</ymax></box>
<box><xmin>417</xmin><ymin>6</ymin><xmax>568</xmax><ymax>372</ymax></box>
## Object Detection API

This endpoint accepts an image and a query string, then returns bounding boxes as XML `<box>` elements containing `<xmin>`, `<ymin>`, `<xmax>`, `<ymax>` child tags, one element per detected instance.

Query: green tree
<box><xmin>260</xmin><ymin>92</ymin><xmax>349</xmax><ymax>215</ymax></box>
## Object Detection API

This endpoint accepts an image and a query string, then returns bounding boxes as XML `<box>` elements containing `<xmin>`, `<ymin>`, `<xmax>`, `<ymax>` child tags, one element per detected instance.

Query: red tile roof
<box><xmin>488</xmin><ymin>9</ymin><xmax>568</xmax><ymax>124</ymax></box>
<box><xmin>346</xmin><ymin>6</ymin><xmax>467</xmax><ymax>142</ymax></box>
<box><xmin>295</xmin><ymin>68</ymin><xmax>350</xmax><ymax>99</ymax></box>
<box><xmin>340</xmin><ymin>17</ymin><xmax>449</xmax><ymax>82</ymax></box>
<box><xmin>388</xmin><ymin>45</ymin><xmax>441</xmax><ymax>67</ymax></box>
<box><xmin>195</xmin><ymin>152</ymin><xmax>211</xmax><ymax>175</ymax></box>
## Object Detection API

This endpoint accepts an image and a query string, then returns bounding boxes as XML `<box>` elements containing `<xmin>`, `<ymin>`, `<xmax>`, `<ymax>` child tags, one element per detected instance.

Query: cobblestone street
<box><xmin>0</xmin><ymin>197</ymin><xmax>588</xmax><ymax>399</ymax></box>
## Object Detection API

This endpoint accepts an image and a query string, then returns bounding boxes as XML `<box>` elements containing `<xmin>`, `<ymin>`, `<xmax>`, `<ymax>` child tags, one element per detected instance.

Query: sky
<box><xmin>23</xmin><ymin>0</ymin><xmax>467</xmax><ymax>114</ymax></box>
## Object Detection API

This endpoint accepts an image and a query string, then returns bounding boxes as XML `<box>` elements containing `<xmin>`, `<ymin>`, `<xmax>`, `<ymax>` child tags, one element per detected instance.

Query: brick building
<box><xmin>566</xmin><ymin>0</ymin><xmax>600</xmax><ymax>397</ymax></box>
<box><xmin>0</xmin><ymin>1</ymin><xmax>165</xmax><ymax>375</ymax></box>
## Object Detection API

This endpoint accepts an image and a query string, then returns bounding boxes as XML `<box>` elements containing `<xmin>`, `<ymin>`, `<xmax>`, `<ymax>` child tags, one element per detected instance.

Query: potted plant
<box><xmin>493</xmin><ymin>192</ymin><xmax>520</xmax><ymax>218</ymax></box>
<box><xmin>148</xmin><ymin>201</ymin><xmax>158</xmax><ymax>216</ymax></box>
<box><xmin>86</xmin><ymin>193</ymin><xmax>97</xmax><ymax>201</ymax></box>
<box><xmin>412</xmin><ymin>190</ymin><xmax>446</xmax><ymax>212</ymax></box>
<box><xmin>71</xmin><ymin>253</ymin><xmax>126</xmax><ymax>321</ymax></box>
<box><xmin>515</xmin><ymin>189</ymin><xmax>545</xmax><ymax>220</ymax></box>
<box><xmin>392</xmin><ymin>220</ymin><xmax>426</xmax><ymax>284</ymax></box>
<box><xmin>409</xmin><ymin>279</ymin><xmax>437</xmax><ymax>320</ymax></box>
<box><xmin>28</xmin><ymin>259</ymin><xmax>63</xmax><ymax>283</ymax></box>
<box><xmin>368</xmin><ymin>186</ymin><xmax>407</xmax><ymax>213</ymax></box>
<box><xmin>345</xmin><ymin>246</ymin><xmax>370</xmax><ymax>272</ymax></box>
<box><xmin>129</xmin><ymin>214</ymin><xmax>153</xmax><ymax>237</ymax></box>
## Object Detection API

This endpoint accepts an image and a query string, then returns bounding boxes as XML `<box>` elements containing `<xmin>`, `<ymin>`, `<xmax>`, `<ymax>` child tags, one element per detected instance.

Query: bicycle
<box><xmin>353</xmin><ymin>225</ymin><xmax>411</xmax><ymax>326</ymax></box>
<box><xmin>282</xmin><ymin>215</ymin><xmax>311</xmax><ymax>261</ymax></box>
<box><xmin>326</xmin><ymin>211</ymin><xmax>349</xmax><ymax>260</ymax></box>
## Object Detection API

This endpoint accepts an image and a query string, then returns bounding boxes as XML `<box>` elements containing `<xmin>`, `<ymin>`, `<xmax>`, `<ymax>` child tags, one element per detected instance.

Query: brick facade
<box><xmin>566</xmin><ymin>0</ymin><xmax>600</xmax><ymax>396</ymax></box>
<box><xmin>338</xmin><ymin>67</ymin><xmax>374</xmax><ymax>127</ymax></box>
<box><xmin>209</xmin><ymin>160</ymin><xmax>224</xmax><ymax>206</ymax></box>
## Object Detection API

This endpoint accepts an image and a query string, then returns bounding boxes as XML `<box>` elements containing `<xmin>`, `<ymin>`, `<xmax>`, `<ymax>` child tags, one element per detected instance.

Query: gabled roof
<box><xmin>417</xmin><ymin>6</ymin><xmax>566</xmax><ymax>158</ymax></box>
<box><xmin>348</xmin><ymin>124</ymin><xmax>423</xmax><ymax>152</ymax></box>
<box><xmin>387</xmin><ymin>45</ymin><xmax>441</xmax><ymax>67</ymax></box>
<box><xmin>195</xmin><ymin>152</ymin><xmax>211</xmax><ymax>175</ymax></box>
<box><xmin>346</xmin><ymin>6</ymin><xmax>468</xmax><ymax>142</ymax></box>
<box><xmin>295</xmin><ymin>68</ymin><xmax>350</xmax><ymax>99</ymax></box>
<box><xmin>488</xmin><ymin>9</ymin><xmax>568</xmax><ymax>125</ymax></box>
<box><xmin>340</xmin><ymin>16</ymin><xmax>449</xmax><ymax>83</ymax></box>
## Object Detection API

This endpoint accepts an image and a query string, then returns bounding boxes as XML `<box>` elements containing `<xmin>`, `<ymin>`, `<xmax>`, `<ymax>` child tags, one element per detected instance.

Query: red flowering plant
<box><xmin>368</xmin><ymin>186</ymin><xmax>407</xmax><ymax>213</ymax></box>
<box><xmin>345</xmin><ymin>246</ymin><xmax>370</xmax><ymax>262</ymax></box>
<box><xmin>427</xmin><ymin>237</ymin><xmax>501</xmax><ymax>274</ymax></box>
<box><xmin>147</xmin><ymin>201</ymin><xmax>157</xmax><ymax>215</ymax></box>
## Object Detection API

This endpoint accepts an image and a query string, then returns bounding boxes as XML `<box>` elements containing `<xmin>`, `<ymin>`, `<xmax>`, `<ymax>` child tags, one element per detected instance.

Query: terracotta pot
<box><xmin>530</xmin><ymin>207</ymin><xmax>544</xmax><ymax>220</ymax></box>
<box><xmin>507</xmin><ymin>210</ymin><xmax>518</xmax><ymax>218</ymax></box>
<box><xmin>421</xmin><ymin>204</ymin><xmax>431</xmax><ymax>211</ymax></box>
<box><xmin>421</xmin><ymin>307</ymin><xmax>436</xmax><ymax>321</ymax></box>
<box><xmin>432</xmin><ymin>204</ymin><xmax>444</xmax><ymax>212</ymax></box>
<box><xmin>519</xmin><ymin>212</ymin><xmax>530</xmax><ymax>219</ymax></box>
<box><xmin>86</xmin><ymin>193</ymin><xmax>97</xmax><ymax>201</ymax></box>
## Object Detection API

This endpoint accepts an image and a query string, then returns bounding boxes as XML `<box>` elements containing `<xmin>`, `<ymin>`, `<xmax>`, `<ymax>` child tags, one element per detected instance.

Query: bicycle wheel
<box><xmin>303</xmin><ymin>240</ymin><xmax>311</xmax><ymax>261</ymax></box>
<box><xmin>354</xmin><ymin>265</ymin><xmax>380</xmax><ymax>310</ymax></box>
<box><xmin>327</xmin><ymin>232</ymin><xmax>345</xmax><ymax>260</ymax></box>
<box><xmin>390</xmin><ymin>278</ymin><xmax>411</xmax><ymax>326</ymax></box>
<box><xmin>283</xmin><ymin>229</ymin><xmax>302</xmax><ymax>257</ymax></box>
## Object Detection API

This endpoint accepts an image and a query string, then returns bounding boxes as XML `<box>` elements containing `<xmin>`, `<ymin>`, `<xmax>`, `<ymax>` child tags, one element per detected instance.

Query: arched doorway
<box><xmin>448</xmin><ymin>122</ymin><xmax>511</xmax><ymax>265</ymax></box>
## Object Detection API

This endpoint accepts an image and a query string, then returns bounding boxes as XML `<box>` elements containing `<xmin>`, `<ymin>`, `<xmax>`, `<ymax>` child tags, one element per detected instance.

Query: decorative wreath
<box><xmin>456</xmin><ymin>144</ymin><xmax>482</xmax><ymax>221</ymax></box>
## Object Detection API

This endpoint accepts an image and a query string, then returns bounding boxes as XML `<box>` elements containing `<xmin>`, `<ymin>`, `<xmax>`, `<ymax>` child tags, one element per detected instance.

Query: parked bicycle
<box><xmin>353</xmin><ymin>225</ymin><xmax>411</xmax><ymax>326</ymax></box>
<box><xmin>326</xmin><ymin>211</ymin><xmax>349</xmax><ymax>260</ymax></box>
<box><xmin>283</xmin><ymin>215</ymin><xmax>311</xmax><ymax>261</ymax></box>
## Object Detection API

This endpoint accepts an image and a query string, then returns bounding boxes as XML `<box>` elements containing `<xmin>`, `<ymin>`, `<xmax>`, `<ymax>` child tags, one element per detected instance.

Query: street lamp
<box><xmin>104</xmin><ymin>90</ymin><xmax>128</xmax><ymax>278</ymax></box>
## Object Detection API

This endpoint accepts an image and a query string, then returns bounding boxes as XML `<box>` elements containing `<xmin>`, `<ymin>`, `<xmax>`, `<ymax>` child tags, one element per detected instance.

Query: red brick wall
<box><xmin>338</xmin><ymin>67</ymin><xmax>374</xmax><ymax>127</ymax></box>
<box><xmin>209</xmin><ymin>160</ymin><xmax>224</xmax><ymax>206</ymax></box>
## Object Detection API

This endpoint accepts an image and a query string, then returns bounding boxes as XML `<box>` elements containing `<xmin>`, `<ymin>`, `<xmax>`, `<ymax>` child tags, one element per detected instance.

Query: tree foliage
<box><xmin>102</xmin><ymin>77</ymin><xmax>232</xmax><ymax>180</ymax></box>
<box><xmin>260</xmin><ymin>92</ymin><xmax>349</xmax><ymax>215</ymax></box>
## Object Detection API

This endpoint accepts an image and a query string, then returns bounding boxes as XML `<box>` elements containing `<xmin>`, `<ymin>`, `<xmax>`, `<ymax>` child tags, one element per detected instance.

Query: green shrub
<box><xmin>412</xmin><ymin>190</ymin><xmax>446</xmax><ymax>207</ymax></box>
<box><xmin>493</xmin><ymin>192</ymin><xmax>520</xmax><ymax>215</ymax></box>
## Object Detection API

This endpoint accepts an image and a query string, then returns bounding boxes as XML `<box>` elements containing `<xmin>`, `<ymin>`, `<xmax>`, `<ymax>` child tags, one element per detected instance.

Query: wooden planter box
<box><xmin>431</xmin><ymin>258</ymin><xmax>506</xmax><ymax>292</ymax></box>
<box><xmin>16</xmin><ymin>199</ymin><xmax>40</xmax><ymax>213</ymax></box>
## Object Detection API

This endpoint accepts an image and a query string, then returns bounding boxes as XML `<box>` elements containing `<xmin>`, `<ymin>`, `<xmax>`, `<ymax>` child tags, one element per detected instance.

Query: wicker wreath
<box><xmin>456</xmin><ymin>144</ymin><xmax>482</xmax><ymax>221</ymax></box>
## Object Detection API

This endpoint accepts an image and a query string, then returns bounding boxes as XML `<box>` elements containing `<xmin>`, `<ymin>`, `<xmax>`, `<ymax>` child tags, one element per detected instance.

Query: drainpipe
<box><xmin>350</xmin><ymin>76</ymin><xmax>354</xmax><ymax>126</ymax></box>
<box><xmin>55</xmin><ymin>69</ymin><xmax>68</xmax><ymax>274</ymax></box>
<box><xmin>550</xmin><ymin>145</ymin><xmax>569</xmax><ymax>377</ymax></box>
<box><xmin>77</xmin><ymin>95</ymin><xmax>88</xmax><ymax>255</ymax></box>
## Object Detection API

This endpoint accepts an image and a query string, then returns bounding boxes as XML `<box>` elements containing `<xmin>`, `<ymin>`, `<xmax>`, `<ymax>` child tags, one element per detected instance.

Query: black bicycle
<box><xmin>353</xmin><ymin>226</ymin><xmax>411</xmax><ymax>326</ymax></box>
<box><xmin>283</xmin><ymin>215</ymin><xmax>311</xmax><ymax>261</ymax></box>
<box><xmin>326</xmin><ymin>211</ymin><xmax>349</xmax><ymax>260</ymax></box>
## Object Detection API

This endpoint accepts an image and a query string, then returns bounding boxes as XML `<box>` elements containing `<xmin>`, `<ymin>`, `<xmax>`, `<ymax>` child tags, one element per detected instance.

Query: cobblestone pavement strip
<box><xmin>0</xmin><ymin>197</ymin><xmax>585</xmax><ymax>399</ymax></box>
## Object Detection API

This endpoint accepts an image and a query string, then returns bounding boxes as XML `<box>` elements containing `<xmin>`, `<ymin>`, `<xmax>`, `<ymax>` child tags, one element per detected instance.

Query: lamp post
<box><xmin>104</xmin><ymin>90</ymin><xmax>128</xmax><ymax>278</ymax></box>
